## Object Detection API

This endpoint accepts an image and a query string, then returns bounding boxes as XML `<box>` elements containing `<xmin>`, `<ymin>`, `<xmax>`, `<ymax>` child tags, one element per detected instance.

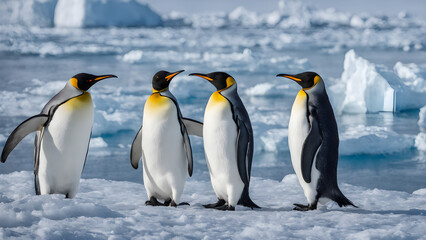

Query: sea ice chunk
<box><xmin>334</xmin><ymin>50</ymin><xmax>426</xmax><ymax>114</ymax></box>
<box><xmin>54</xmin><ymin>0</ymin><xmax>162</xmax><ymax>28</ymax></box>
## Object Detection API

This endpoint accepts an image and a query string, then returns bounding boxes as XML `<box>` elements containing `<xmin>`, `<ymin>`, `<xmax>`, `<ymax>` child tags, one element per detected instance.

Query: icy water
<box><xmin>0</xmin><ymin>26</ymin><xmax>425</xmax><ymax>193</ymax></box>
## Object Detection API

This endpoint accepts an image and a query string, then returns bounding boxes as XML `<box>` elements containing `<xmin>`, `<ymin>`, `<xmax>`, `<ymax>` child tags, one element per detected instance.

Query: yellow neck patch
<box><xmin>70</xmin><ymin>78</ymin><xmax>80</xmax><ymax>90</ymax></box>
<box><xmin>210</xmin><ymin>91</ymin><xmax>228</xmax><ymax>104</ymax></box>
<box><xmin>226</xmin><ymin>77</ymin><xmax>235</xmax><ymax>88</ymax></box>
<box><xmin>64</xmin><ymin>92</ymin><xmax>92</xmax><ymax>109</ymax></box>
<box><xmin>145</xmin><ymin>92</ymin><xmax>171</xmax><ymax>111</ymax></box>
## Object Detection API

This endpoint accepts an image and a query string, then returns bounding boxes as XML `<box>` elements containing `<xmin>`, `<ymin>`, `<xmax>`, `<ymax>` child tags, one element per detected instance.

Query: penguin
<box><xmin>1</xmin><ymin>73</ymin><xmax>117</xmax><ymax>198</ymax></box>
<box><xmin>130</xmin><ymin>70</ymin><xmax>203</xmax><ymax>207</ymax></box>
<box><xmin>276</xmin><ymin>71</ymin><xmax>356</xmax><ymax>211</ymax></box>
<box><xmin>189</xmin><ymin>72</ymin><xmax>259</xmax><ymax>211</ymax></box>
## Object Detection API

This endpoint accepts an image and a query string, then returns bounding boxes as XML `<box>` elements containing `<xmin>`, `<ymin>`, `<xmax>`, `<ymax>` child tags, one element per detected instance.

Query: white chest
<box><xmin>38</xmin><ymin>92</ymin><xmax>94</xmax><ymax>194</ymax></box>
<box><xmin>288</xmin><ymin>90</ymin><xmax>321</xmax><ymax>203</ymax></box>
<box><xmin>203</xmin><ymin>93</ymin><xmax>239</xmax><ymax>177</ymax></box>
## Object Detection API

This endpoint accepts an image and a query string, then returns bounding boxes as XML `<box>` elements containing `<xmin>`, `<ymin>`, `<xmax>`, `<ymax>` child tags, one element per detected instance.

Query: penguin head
<box><xmin>276</xmin><ymin>71</ymin><xmax>323</xmax><ymax>90</ymax></box>
<box><xmin>189</xmin><ymin>72</ymin><xmax>236</xmax><ymax>91</ymax></box>
<box><xmin>152</xmin><ymin>70</ymin><xmax>184</xmax><ymax>92</ymax></box>
<box><xmin>70</xmin><ymin>73</ymin><xmax>117</xmax><ymax>91</ymax></box>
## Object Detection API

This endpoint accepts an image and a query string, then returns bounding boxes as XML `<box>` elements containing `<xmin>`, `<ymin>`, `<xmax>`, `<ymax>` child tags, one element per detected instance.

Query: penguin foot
<box><xmin>203</xmin><ymin>199</ymin><xmax>226</xmax><ymax>208</ymax></box>
<box><xmin>170</xmin><ymin>200</ymin><xmax>178</xmax><ymax>207</ymax></box>
<box><xmin>178</xmin><ymin>202</ymin><xmax>190</xmax><ymax>206</ymax></box>
<box><xmin>164</xmin><ymin>199</ymin><xmax>172</xmax><ymax>206</ymax></box>
<box><xmin>145</xmin><ymin>197</ymin><xmax>163</xmax><ymax>206</ymax></box>
<box><xmin>293</xmin><ymin>203</ymin><xmax>317</xmax><ymax>211</ymax></box>
<box><xmin>214</xmin><ymin>205</ymin><xmax>235</xmax><ymax>211</ymax></box>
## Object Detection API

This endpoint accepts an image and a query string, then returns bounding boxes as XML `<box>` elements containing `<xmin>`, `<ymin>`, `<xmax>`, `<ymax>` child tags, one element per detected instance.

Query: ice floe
<box><xmin>0</xmin><ymin>171</ymin><xmax>425</xmax><ymax>239</ymax></box>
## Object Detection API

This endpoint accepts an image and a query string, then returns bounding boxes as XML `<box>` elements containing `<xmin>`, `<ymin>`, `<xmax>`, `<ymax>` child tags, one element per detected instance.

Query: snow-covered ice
<box><xmin>0</xmin><ymin>171</ymin><xmax>425</xmax><ymax>239</ymax></box>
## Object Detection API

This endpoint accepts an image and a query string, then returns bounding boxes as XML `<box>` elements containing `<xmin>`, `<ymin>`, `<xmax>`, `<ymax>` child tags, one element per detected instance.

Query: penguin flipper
<box><xmin>1</xmin><ymin>114</ymin><xmax>48</xmax><ymax>163</ymax></box>
<box><xmin>181</xmin><ymin>123</ymin><xmax>193</xmax><ymax>177</ymax></box>
<box><xmin>182</xmin><ymin>118</ymin><xmax>203</xmax><ymax>137</ymax></box>
<box><xmin>301</xmin><ymin>110</ymin><xmax>322</xmax><ymax>183</ymax></box>
<box><xmin>236</xmin><ymin>119</ymin><xmax>250</xmax><ymax>186</ymax></box>
<box><xmin>130</xmin><ymin>126</ymin><xmax>143</xmax><ymax>169</ymax></box>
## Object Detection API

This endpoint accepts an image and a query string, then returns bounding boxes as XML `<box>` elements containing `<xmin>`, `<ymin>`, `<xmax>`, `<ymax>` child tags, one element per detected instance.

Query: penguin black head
<box><xmin>152</xmin><ymin>70</ymin><xmax>184</xmax><ymax>92</ymax></box>
<box><xmin>70</xmin><ymin>73</ymin><xmax>117</xmax><ymax>91</ymax></box>
<box><xmin>189</xmin><ymin>72</ymin><xmax>236</xmax><ymax>91</ymax></box>
<box><xmin>276</xmin><ymin>71</ymin><xmax>322</xmax><ymax>89</ymax></box>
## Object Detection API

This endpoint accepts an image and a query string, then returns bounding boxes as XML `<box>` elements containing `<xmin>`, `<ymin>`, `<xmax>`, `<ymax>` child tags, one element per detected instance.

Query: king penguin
<box><xmin>1</xmin><ymin>73</ymin><xmax>117</xmax><ymax>198</ymax></box>
<box><xmin>130</xmin><ymin>70</ymin><xmax>203</xmax><ymax>207</ymax></box>
<box><xmin>189</xmin><ymin>72</ymin><xmax>260</xmax><ymax>211</ymax></box>
<box><xmin>276</xmin><ymin>71</ymin><xmax>356</xmax><ymax>211</ymax></box>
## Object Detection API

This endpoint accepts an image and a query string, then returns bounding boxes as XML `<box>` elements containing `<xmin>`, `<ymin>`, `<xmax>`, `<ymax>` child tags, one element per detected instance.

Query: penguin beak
<box><xmin>276</xmin><ymin>74</ymin><xmax>302</xmax><ymax>82</ymax></box>
<box><xmin>93</xmin><ymin>74</ymin><xmax>118</xmax><ymax>82</ymax></box>
<box><xmin>189</xmin><ymin>73</ymin><xmax>214</xmax><ymax>82</ymax></box>
<box><xmin>165</xmin><ymin>70</ymin><xmax>184</xmax><ymax>82</ymax></box>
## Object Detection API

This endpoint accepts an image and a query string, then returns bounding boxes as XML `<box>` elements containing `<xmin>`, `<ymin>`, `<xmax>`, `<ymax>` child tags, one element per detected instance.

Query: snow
<box><xmin>332</xmin><ymin>50</ymin><xmax>426</xmax><ymax>114</ymax></box>
<box><xmin>339</xmin><ymin>125</ymin><xmax>415</xmax><ymax>155</ymax></box>
<box><xmin>54</xmin><ymin>0</ymin><xmax>162</xmax><ymax>28</ymax></box>
<box><xmin>0</xmin><ymin>171</ymin><xmax>425</xmax><ymax>239</ymax></box>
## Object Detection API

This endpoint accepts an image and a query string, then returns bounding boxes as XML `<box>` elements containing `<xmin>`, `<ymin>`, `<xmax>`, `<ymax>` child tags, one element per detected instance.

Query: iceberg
<box><xmin>54</xmin><ymin>0</ymin><xmax>162</xmax><ymax>28</ymax></box>
<box><xmin>333</xmin><ymin>50</ymin><xmax>426</xmax><ymax>114</ymax></box>
<box><xmin>0</xmin><ymin>0</ymin><xmax>58</xmax><ymax>27</ymax></box>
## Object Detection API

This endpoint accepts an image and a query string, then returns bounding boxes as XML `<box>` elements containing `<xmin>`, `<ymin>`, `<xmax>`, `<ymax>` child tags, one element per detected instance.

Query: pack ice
<box><xmin>330</xmin><ymin>50</ymin><xmax>426</xmax><ymax>114</ymax></box>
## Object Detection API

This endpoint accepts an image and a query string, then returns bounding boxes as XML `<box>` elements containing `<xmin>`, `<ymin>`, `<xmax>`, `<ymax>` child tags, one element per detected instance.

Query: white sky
<box><xmin>147</xmin><ymin>0</ymin><xmax>425</xmax><ymax>17</ymax></box>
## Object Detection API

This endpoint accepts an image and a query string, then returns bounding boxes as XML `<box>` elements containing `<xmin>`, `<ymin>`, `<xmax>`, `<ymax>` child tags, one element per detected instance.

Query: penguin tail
<box><xmin>238</xmin><ymin>186</ymin><xmax>261</xmax><ymax>209</ymax></box>
<box><xmin>330</xmin><ymin>188</ymin><xmax>357</xmax><ymax>208</ymax></box>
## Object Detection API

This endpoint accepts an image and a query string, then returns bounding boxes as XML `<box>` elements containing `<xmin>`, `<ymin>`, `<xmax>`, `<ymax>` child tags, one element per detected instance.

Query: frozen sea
<box><xmin>1</xmin><ymin>0</ymin><xmax>426</xmax><ymax>239</ymax></box>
